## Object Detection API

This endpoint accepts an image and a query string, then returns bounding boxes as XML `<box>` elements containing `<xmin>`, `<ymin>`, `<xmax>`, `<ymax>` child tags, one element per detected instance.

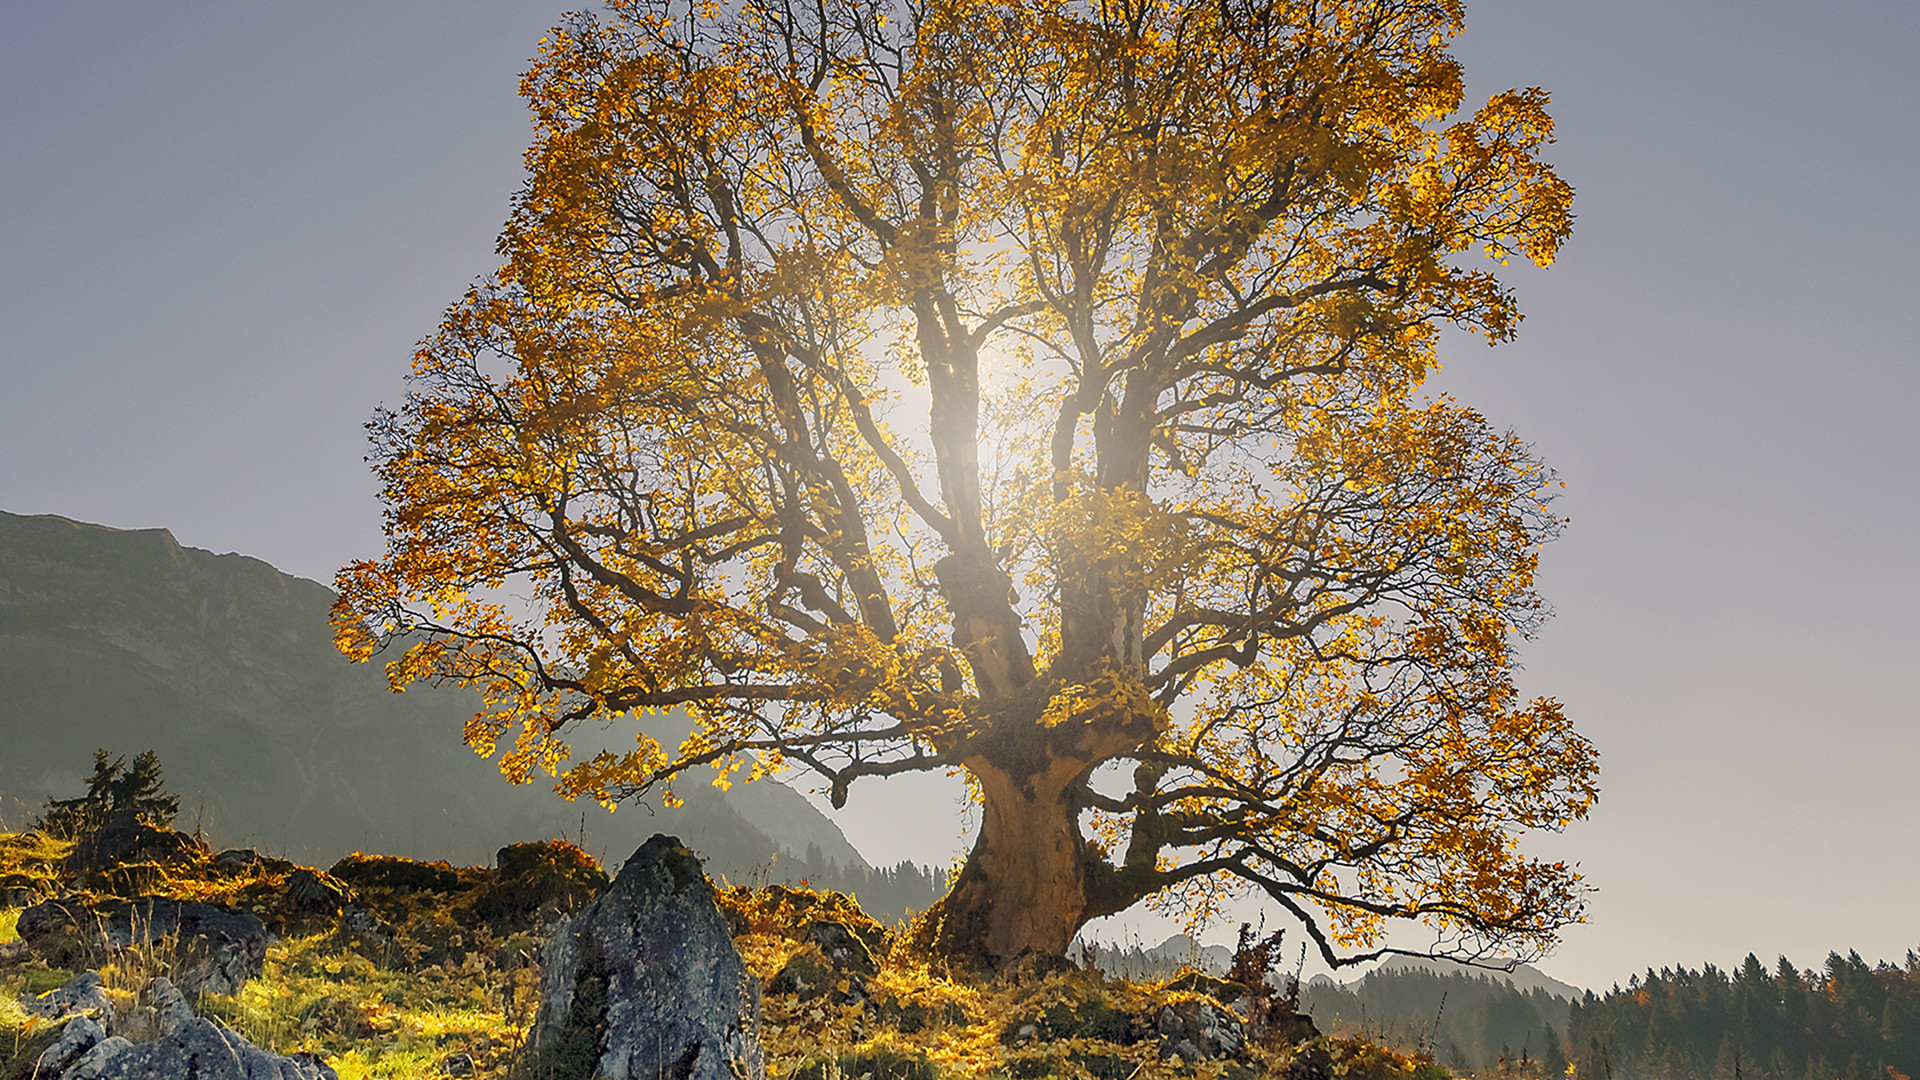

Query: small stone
<box><xmin>340</xmin><ymin>904</ymin><xmax>393</xmax><ymax>945</ymax></box>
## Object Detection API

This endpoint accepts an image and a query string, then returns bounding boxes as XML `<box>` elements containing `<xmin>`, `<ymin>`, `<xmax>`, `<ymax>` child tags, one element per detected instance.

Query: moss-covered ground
<box><xmin>0</xmin><ymin>828</ymin><xmax>1458</xmax><ymax>1080</ymax></box>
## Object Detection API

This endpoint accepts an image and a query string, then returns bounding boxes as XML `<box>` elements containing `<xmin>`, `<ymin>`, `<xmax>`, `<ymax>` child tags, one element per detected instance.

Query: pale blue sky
<box><xmin>3</xmin><ymin>1</ymin><xmax>1916</xmax><ymax>990</ymax></box>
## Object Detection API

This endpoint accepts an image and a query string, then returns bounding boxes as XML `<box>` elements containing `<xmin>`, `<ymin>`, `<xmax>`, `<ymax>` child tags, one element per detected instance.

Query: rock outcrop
<box><xmin>17</xmin><ymin>970</ymin><xmax>116</xmax><ymax>1032</ymax></box>
<box><xmin>472</xmin><ymin>840</ymin><xmax>609</xmax><ymax>928</ymax></box>
<box><xmin>16</xmin><ymin>896</ymin><xmax>268</xmax><ymax>995</ymax></box>
<box><xmin>66</xmin><ymin>815</ymin><xmax>207</xmax><ymax>875</ymax></box>
<box><xmin>1154</xmin><ymin>996</ymin><xmax>1247</xmax><ymax>1061</ymax></box>
<box><xmin>0</xmin><ymin>509</ymin><xmax>884</xmax><ymax>899</ymax></box>
<box><xmin>532</xmin><ymin>834</ymin><xmax>764</xmax><ymax>1080</ymax></box>
<box><xmin>770</xmin><ymin>918</ymin><xmax>881</xmax><ymax>1006</ymax></box>
<box><xmin>22</xmin><ymin>973</ymin><xmax>337</xmax><ymax>1080</ymax></box>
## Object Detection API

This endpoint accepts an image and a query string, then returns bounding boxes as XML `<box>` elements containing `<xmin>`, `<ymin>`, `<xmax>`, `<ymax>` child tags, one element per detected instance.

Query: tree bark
<box><xmin>920</xmin><ymin>752</ymin><xmax>1100</xmax><ymax>966</ymax></box>
<box><xmin>916</xmin><ymin>692</ymin><xmax>1165</xmax><ymax>969</ymax></box>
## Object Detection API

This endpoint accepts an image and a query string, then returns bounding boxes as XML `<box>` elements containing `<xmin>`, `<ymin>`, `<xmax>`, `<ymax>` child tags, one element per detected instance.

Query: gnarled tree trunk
<box><xmin>923</xmin><ymin>754</ymin><xmax>1097</xmax><ymax>965</ymax></box>
<box><xmin>916</xmin><ymin>690</ymin><xmax>1162</xmax><ymax>969</ymax></box>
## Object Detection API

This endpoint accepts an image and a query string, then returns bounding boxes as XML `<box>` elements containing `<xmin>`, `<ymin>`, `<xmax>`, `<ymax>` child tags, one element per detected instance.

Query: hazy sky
<box><xmin>3</xmin><ymin>2</ymin><xmax>1916</xmax><ymax>991</ymax></box>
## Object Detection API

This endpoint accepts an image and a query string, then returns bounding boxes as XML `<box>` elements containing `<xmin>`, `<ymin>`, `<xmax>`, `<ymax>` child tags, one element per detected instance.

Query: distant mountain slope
<box><xmin>1368</xmin><ymin>955</ymin><xmax>1585</xmax><ymax>1002</ymax></box>
<box><xmin>0</xmin><ymin>510</ymin><xmax>873</xmax><ymax>886</ymax></box>
<box><xmin>1079</xmin><ymin>933</ymin><xmax>1234</xmax><ymax>980</ymax></box>
<box><xmin>1301</xmin><ymin>960</ymin><xmax>1579</xmax><ymax>1074</ymax></box>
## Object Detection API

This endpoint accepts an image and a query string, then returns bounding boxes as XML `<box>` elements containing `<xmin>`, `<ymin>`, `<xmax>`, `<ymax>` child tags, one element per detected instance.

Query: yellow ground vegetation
<box><xmin>2</xmin><ymin>830</ymin><xmax>1452</xmax><ymax>1080</ymax></box>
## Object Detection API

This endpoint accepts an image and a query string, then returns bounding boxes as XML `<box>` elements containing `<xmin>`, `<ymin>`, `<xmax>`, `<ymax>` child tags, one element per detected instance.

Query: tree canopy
<box><xmin>335</xmin><ymin>0</ymin><xmax>1596</xmax><ymax>968</ymax></box>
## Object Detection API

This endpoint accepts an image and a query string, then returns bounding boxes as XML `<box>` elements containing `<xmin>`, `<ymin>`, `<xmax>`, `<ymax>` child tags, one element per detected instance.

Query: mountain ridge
<box><xmin>0</xmin><ymin>509</ymin><xmax>868</xmax><ymax>882</ymax></box>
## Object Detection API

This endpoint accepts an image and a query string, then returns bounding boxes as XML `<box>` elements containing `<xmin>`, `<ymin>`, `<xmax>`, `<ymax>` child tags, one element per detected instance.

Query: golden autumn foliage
<box><xmin>335</xmin><ymin>0</ymin><xmax>1596</xmax><ymax>968</ymax></box>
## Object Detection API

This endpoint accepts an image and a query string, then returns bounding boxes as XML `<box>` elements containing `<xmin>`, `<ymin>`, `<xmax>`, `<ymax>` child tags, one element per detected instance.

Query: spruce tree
<box><xmin>39</xmin><ymin>747</ymin><xmax>179</xmax><ymax>837</ymax></box>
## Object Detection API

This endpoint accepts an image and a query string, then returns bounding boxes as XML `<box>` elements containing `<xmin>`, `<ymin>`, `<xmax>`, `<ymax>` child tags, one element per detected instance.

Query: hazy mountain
<box><xmin>1079</xmin><ymin>933</ymin><xmax>1235</xmax><ymax>980</ymax></box>
<box><xmin>0</xmin><ymin>510</ymin><xmax>868</xmax><ymax>881</ymax></box>
<box><xmin>1367</xmin><ymin>955</ymin><xmax>1585</xmax><ymax>1002</ymax></box>
<box><xmin>1300</xmin><ymin>957</ymin><xmax>1583</xmax><ymax>1074</ymax></box>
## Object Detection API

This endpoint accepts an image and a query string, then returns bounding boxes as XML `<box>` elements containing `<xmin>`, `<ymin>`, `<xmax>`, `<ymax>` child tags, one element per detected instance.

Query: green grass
<box><xmin>0</xmin><ymin>908</ymin><xmax>19</xmax><ymax>944</ymax></box>
<box><xmin>185</xmin><ymin>931</ymin><xmax>535</xmax><ymax>1078</ymax></box>
<box><xmin>0</xmin><ymin>827</ymin><xmax>1467</xmax><ymax>1080</ymax></box>
<box><xmin>2</xmin><ymin>961</ymin><xmax>77</xmax><ymax>1078</ymax></box>
<box><xmin>1</xmin><ymin>927</ymin><xmax>534</xmax><ymax>1080</ymax></box>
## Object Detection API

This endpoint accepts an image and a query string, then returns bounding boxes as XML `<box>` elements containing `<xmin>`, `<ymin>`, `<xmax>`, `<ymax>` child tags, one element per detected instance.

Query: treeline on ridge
<box><xmin>771</xmin><ymin>841</ymin><xmax>947</xmax><ymax>928</ymax></box>
<box><xmin>1304</xmin><ymin>950</ymin><xmax>1920</xmax><ymax>1080</ymax></box>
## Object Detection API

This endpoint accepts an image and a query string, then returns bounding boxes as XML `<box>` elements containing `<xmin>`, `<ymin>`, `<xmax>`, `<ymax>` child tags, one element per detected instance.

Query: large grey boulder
<box><xmin>532</xmin><ymin>834</ymin><xmax>764</xmax><ymax>1080</ymax></box>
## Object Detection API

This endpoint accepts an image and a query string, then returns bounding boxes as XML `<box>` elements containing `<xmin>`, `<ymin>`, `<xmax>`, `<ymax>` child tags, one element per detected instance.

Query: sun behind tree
<box><xmin>335</xmin><ymin>0</ymin><xmax>1596</xmax><ymax>970</ymax></box>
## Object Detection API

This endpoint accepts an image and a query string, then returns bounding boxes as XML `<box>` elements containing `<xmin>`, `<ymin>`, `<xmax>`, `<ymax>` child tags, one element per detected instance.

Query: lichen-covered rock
<box><xmin>60</xmin><ymin>1033</ymin><xmax>136</xmax><ymax>1079</ymax></box>
<box><xmin>531</xmin><ymin>834</ymin><xmax>763</xmax><ymax>1080</ymax></box>
<box><xmin>285</xmin><ymin>868</ymin><xmax>349</xmax><ymax>913</ymax></box>
<box><xmin>212</xmin><ymin>848</ymin><xmax>262</xmax><ymax>873</ymax></box>
<box><xmin>147</xmin><ymin>976</ymin><xmax>197</xmax><ymax>1038</ymax></box>
<box><xmin>875</xmin><ymin>996</ymin><xmax>969</xmax><ymax>1035</ymax></box>
<box><xmin>16</xmin><ymin>898</ymin><xmax>94</xmax><ymax>967</ymax></box>
<box><xmin>1000</xmin><ymin>990</ymin><xmax>1136</xmax><ymax>1046</ymax></box>
<box><xmin>34</xmin><ymin>1012</ymin><xmax>111</xmax><ymax>1077</ymax></box>
<box><xmin>326</xmin><ymin>852</ymin><xmax>462</xmax><ymax>893</ymax></box>
<box><xmin>1155</xmin><ymin>996</ymin><xmax>1246</xmax><ymax>1060</ymax></box>
<box><xmin>103</xmin><ymin>898</ymin><xmax>267</xmax><ymax>996</ymax></box>
<box><xmin>715</xmin><ymin>882</ymin><xmax>890</xmax><ymax>955</ymax></box>
<box><xmin>1164</xmin><ymin>970</ymin><xmax>1319</xmax><ymax>1047</ymax></box>
<box><xmin>65</xmin><ymin>817</ymin><xmax>206</xmax><ymax>875</ymax></box>
<box><xmin>18</xmin><ymin>969</ymin><xmax>115</xmax><ymax>1032</ymax></box>
<box><xmin>57</xmin><ymin>1016</ymin><xmax>337</xmax><ymax>1079</ymax></box>
<box><xmin>803</xmin><ymin>919</ymin><xmax>877</xmax><ymax>976</ymax></box>
<box><xmin>770</xmin><ymin>920</ymin><xmax>880</xmax><ymax>1006</ymax></box>
<box><xmin>769</xmin><ymin>950</ymin><xmax>838</xmax><ymax>1001</ymax></box>
<box><xmin>337</xmin><ymin>904</ymin><xmax>393</xmax><ymax>947</ymax></box>
<box><xmin>23</xmin><ymin>972</ymin><xmax>337</xmax><ymax>1080</ymax></box>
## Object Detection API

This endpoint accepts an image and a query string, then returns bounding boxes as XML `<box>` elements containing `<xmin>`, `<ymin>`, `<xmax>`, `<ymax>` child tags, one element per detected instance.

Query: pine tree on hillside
<box><xmin>1567</xmin><ymin>949</ymin><xmax>1920</xmax><ymax>1080</ymax></box>
<box><xmin>40</xmin><ymin>748</ymin><xmax>180</xmax><ymax>838</ymax></box>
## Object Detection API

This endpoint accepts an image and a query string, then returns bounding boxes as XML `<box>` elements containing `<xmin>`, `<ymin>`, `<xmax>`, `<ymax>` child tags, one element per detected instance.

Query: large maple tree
<box><xmin>335</xmin><ymin>0</ymin><xmax>1597</xmax><ymax>969</ymax></box>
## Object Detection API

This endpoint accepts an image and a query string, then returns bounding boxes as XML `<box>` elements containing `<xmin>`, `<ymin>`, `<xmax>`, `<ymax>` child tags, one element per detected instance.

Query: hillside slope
<box><xmin>0</xmin><ymin>510</ymin><xmax>866</xmax><ymax>880</ymax></box>
<box><xmin>1301</xmin><ymin>963</ymin><xmax>1575</xmax><ymax>1075</ymax></box>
